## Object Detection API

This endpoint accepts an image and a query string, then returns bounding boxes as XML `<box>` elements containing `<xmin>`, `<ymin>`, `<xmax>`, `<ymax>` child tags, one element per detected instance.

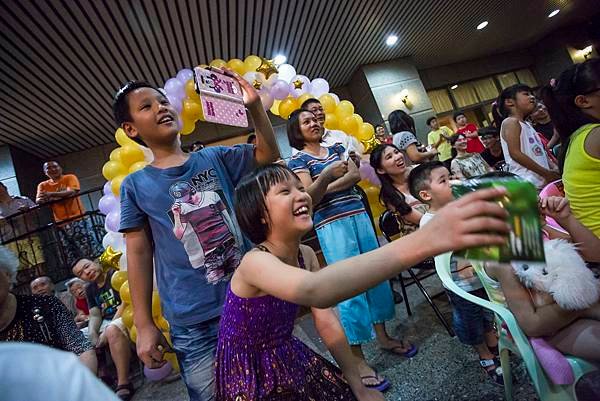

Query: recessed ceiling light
<box><xmin>386</xmin><ymin>35</ymin><xmax>398</xmax><ymax>46</ymax></box>
<box><xmin>451</xmin><ymin>84</ymin><xmax>458</xmax><ymax>90</ymax></box>
<box><xmin>273</xmin><ymin>54</ymin><xmax>287</xmax><ymax>65</ymax></box>
<box><xmin>476</xmin><ymin>21</ymin><xmax>488</xmax><ymax>30</ymax></box>
<box><xmin>548</xmin><ymin>9</ymin><xmax>560</xmax><ymax>18</ymax></box>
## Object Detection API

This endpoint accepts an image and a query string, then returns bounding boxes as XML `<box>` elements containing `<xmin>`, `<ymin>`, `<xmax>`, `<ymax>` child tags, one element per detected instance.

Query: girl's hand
<box><xmin>421</xmin><ymin>187</ymin><xmax>510</xmax><ymax>255</ymax></box>
<box><xmin>539</xmin><ymin>196</ymin><xmax>571</xmax><ymax>224</ymax></box>
<box><xmin>220</xmin><ymin>67</ymin><xmax>261</xmax><ymax>108</ymax></box>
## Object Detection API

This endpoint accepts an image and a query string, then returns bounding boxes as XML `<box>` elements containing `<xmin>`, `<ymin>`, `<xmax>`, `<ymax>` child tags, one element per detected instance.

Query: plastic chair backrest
<box><xmin>379</xmin><ymin>210</ymin><xmax>400</xmax><ymax>243</ymax></box>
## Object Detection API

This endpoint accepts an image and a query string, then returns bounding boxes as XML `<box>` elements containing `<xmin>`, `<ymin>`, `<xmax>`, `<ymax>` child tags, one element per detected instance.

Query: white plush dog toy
<box><xmin>512</xmin><ymin>239</ymin><xmax>600</xmax><ymax>310</ymax></box>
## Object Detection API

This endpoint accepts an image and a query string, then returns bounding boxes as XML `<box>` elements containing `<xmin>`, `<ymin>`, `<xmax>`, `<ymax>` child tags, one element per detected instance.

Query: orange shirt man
<box><xmin>36</xmin><ymin>161</ymin><xmax>85</xmax><ymax>222</ymax></box>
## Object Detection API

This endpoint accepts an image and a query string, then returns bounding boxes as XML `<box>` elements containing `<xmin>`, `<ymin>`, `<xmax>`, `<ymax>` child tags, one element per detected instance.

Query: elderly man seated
<box><xmin>30</xmin><ymin>275</ymin><xmax>78</xmax><ymax>317</ymax></box>
<box><xmin>72</xmin><ymin>258</ymin><xmax>133</xmax><ymax>400</ymax></box>
<box><xmin>0</xmin><ymin>247</ymin><xmax>97</xmax><ymax>374</ymax></box>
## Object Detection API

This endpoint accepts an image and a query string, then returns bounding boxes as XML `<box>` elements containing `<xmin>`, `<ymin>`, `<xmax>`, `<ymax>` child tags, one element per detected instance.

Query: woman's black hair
<box><xmin>491</xmin><ymin>83</ymin><xmax>532</xmax><ymax>127</ymax></box>
<box><xmin>449</xmin><ymin>132</ymin><xmax>466</xmax><ymax>146</ymax></box>
<box><xmin>234</xmin><ymin>164</ymin><xmax>301</xmax><ymax>244</ymax></box>
<box><xmin>287</xmin><ymin>109</ymin><xmax>316</xmax><ymax>150</ymax></box>
<box><xmin>540</xmin><ymin>58</ymin><xmax>600</xmax><ymax>170</ymax></box>
<box><xmin>369</xmin><ymin>144</ymin><xmax>412</xmax><ymax>216</ymax></box>
<box><xmin>388</xmin><ymin>110</ymin><xmax>415</xmax><ymax>134</ymax></box>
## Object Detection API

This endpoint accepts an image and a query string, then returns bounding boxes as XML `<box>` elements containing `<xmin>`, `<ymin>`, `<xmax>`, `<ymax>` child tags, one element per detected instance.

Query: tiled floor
<box><xmin>131</xmin><ymin>274</ymin><xmax>599</xmax><ymax>401</ymax></box>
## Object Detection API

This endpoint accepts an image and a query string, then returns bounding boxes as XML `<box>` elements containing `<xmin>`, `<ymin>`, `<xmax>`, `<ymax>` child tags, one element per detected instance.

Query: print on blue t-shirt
<box><xmin>287</xmin><ymin>143</ymin><xmax>364</xmax><ymax>228</ymax></box>
<box><xmin>119</xmin><ymin>145</ymin><xmax>255</xmax><ymax>326</ymax></box>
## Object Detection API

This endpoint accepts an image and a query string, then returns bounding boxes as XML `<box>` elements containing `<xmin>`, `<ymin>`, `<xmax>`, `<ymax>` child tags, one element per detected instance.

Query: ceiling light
<box><xmin>476</xmin><ymin>21</ymin><xmax>488</xmax><ymax>30</ymax></box>
<box><xmin>548</xmin><ymin>9</ymin><xmax>560</xmax><ymax>18</ymax></box>
<box><xmin>451</xmin><ymin>84</ymin><xmax>458</xmax><ymax>90</ymax></box>
<box><xmin>273</xmin><ymin>54</ymin><xmax>287</xmax><ymax>65</ymax></box>
<box><xmin>386</xmin><ymin>35</ymin><xmax>398</xmax><ymax>46</ymax></box>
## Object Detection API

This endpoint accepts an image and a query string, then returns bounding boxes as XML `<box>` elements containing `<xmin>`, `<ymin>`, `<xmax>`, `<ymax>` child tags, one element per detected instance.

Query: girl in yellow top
<box><xmin>541</xmin><ymin>58</ymin><xmax>600</xmax><ymax>237</ymax></box>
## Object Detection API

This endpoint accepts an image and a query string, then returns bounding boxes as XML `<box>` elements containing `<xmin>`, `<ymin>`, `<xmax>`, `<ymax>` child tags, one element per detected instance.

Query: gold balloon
<box><xmin>128</xmin><ymin>161</ymin><xmax>148</xmax><ymax>174</ymax></box>
<box><xmin>255</xmin><ymin>57</ymin><xmax>278</xmax><ymax>79</ymax></box>
<box><xmin>129</xmin><ymin>324</ymin><xmax>137</xmax><ymax>343</ymax></box>
<box><xmin>102</xmin><ymin>161</ymin><xmax>127</xmax><ymax>181</ymax></box>
<box><xmin>100</xmin><ymin>246</ymin><xmax>122</xmax><ymax>273</ymax></box>
<box><xmin>319</xmin><ymin>94</ymin><xmax>337</xmax><ymax>114</ymax></box>
<box><xmin>185</xmin><ymin>79</ymin><xmax>197</xmax><ymax>99</ymax></box>
<box><xmin>296</xmin><ymin>93</ymin><xmax>314</xmax><ymax>106</ymax></box>
<box><xmin>209</xmin><ymin>58</ymin><xmax>227</xmax><ymax>69</ymax></box>
<box><xmin>278</xmin><ymin>97</ymin><xmax>298</xmax><ymax>120</ymax></box>
<box><xmin>323</xmin><ymin>113</ymin><xmax>339</xmax><ymax>130</ymax></box>
<box><xmin>115</xmin><ymin>128</ymin><xmax>135</xmax><ymax>147</ymax></box>
<box><xmin>111</xmin><ymin>175</ymin><xmax>125</xmax><ymax>197</ymax></box>
<box><xmin>155</xmin><ymin>315</ymin><xmax>170</xmax><ymax>332</ymax></box>
<box><xmin>151</xmin><ymin>291</ymin><xmax>162</xmax><ymax>318</ymax></box>
<box><xmin>121</xmin><ymin>305</ymin><xmax>134</xmax><ymax>329</ymax></box>
<box><xmin>270</xmin><ymin>99</ymin><xmax>281</xmax><ymax>115</ymax></box>
<box><xmin>120</xmin><ymin>280</ymin><xmax>131</xmax><ymax>304</ymax></box>
<box><xmin>109</xmin><ymin>147</ymin><xmax>123</xmax><ymax>163</ymax></box>
<box><xmin>292</xmin><ymin>79</ymin><xmax>304</xmax><ymax>90</ymax></box>
<box><xmin>360</xmin><ymin>136</ymin><xmax>381</xmax><ymax>153</ymax></box>
<box><xmin>120</xmin><ymin>144</ymin><xmax>145</xmax><ymax>167</ymax></box>
<box><xmin>226</xmin><ymin>58</ymin><xmax>246</xmax><ymax>75</ymax></box>
<box><xmin>244</xmin><ymin>55</ymin><xmax>262</xmax><ymax>73</ymax></box>
<box><xmin>252</xmin><ymin>79</ymin><xmax>262</xmax><ymax>90</ymax></box>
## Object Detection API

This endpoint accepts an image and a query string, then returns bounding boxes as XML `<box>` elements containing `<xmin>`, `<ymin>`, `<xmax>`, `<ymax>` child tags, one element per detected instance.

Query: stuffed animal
<box><xmin>512</xmin><ymin>239</ymin><xmax>600</xmax><ymax>310</ymax></box>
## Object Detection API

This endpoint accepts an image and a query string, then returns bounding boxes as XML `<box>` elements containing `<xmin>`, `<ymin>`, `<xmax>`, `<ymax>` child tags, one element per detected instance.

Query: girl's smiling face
<box><xmin>263</xmin><ymin>176</ymin><xmax>313</xmax><ymax>239</ymax></box>
<box><xmin>376</xmin><ymin>145</ymin><xmax>406</xmax><ymax>176</ymax></box>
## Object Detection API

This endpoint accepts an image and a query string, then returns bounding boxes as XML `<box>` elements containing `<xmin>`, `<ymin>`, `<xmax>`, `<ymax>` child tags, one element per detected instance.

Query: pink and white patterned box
<box><xmin>194</xmin><ymin>67</ymin><xmax>248</xmax><ymax>128</ymax></box>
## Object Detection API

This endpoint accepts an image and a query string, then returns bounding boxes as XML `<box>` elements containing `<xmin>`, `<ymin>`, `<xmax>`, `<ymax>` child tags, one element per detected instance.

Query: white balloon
<box><xmin>289</xmin><ymin>75</ymin><xmax>312</xmax><ymax>97</ymax></box>
<box><xmin>330</xmin><ymin>93</ymin><xmax>340</xmax><ymax>104</ymax></box>
<box><xmin>278</xmin><ymin>64</ymin><xmax>297</xmax><ymax>83</ymax></box>
<box><xmin>102</xmin><ymin>232</ymin><xmax>125</xmax><ymax>252</ymax></box>
<box><xmin>243</xmin><ymin>72</ymin><xmax>257</xmax><ymax>84</ymax></box>
<box><xmin>310</xmin><ymin>78</ymin><xmax>330</xmax><ymax>97</ymax></box>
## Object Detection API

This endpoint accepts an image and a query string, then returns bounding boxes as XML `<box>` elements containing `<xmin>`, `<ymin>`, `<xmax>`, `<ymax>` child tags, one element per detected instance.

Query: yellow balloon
<box><xmin>180</xmin><ymin>118</ymin><xmax>196</xmax><ymax>135</ymax></box>
<box><xmin>119</xmin><ymin>280</ymin><xmax>131</xmax><ymax>304</ymax></box>
<box><xmin>319</xmin><ymin>94</ymin><xmax>337</xmax><ymax>114</ymax></box>
<box><xmin>184</xmin><ymin>79</ymin><xmax>197</xmax><ymax>99</ymax></box>
<box><xmin>278</xmin><ymin>97</ymin><xmax>298</xmax><ymax>120</ymax></box>
<box><xmin>323</xmin><ymin>113</ymin><xmax>339</xmax><ymax>130</ymax></box>
<box><xmin>151</xmin><ymin>291</ymin><xmax>162</xmax><ymax>318</ymax></box>
<box><xmin>227</xmin><ymin>58</ymin><xmax>246</xmax><ymax>75</ymax></box>
<box><xmin>128</xmin><ymin>161</ymin><xmax>147</xmax><ymax>174</ymax></box>
<box><xmin>111</xmin><ymin>175</ymin><xmax>125</xmax><ymax>196</ymax></box>
<box><xmin>340</xmin><ymin>115</ymin><xmax>359</xmax><ymax>136</ymax></box>
<box><xmin>155</xmin><ymin>315</ymin><xmax>170</xmax><ymax>332</ymax></box>
<box><xmin>357</xmin><ymin>122</ymin><xmax>375</xmax><ymax>141</ymax></box>
<box><xmin>129</xmin><ymin>325</ymin><xmax>137</xmax><ymax>343</ymax></box>
<box><xmin>164</xmin><ymin>352</ymin><xmax>180</xmax><ymax>372</ymax></box>
<box><xmin>162</xmin><ymin>331</ymin><xmax>172</xmax><ymax>347</ymax></box>
<box><xmin>110</xmin><ymin>270</ymin><xmax>128</xmax><ymax>291</ymax></box>
<box><xmin>296</xmin><ymin>93</ymin><xmax>315</xmax><ymax>106</ymax></box>
<box><xmin>121</xmin><ymin>305</ymin><xmax>134</xmax><ymax>329</ymax></box>
<box><xmin>182</xmin><ymin>99</ymin><xmax>203</xmax><ymax>122</ymax></box>
<box><xmin>244</xmin><ymin>55</ymin><xmax>262</xmax><ymax>72</ymax></box>
<box><xmin>336</xmin><ymin>100</ymin><xmax>354</xmax><ymax>119</ymax></box>
<box><xmin>102</xmin><ymin>161</ymin><xmax>127</xmax><ymax>181</ymax></box>
<box><xmin>353</xmin><ymin>114</ymin><xmax>363</xmax><ymax>126</ymax></box>
<box><xmin>209</xmin><ymin>58</ymin><xmax>227</xmax><ymax>68</ymax></box>
<box><xmin>197</xmin><ymin>64</ymin><xmax>208</xmax><ymax>69</ymax></box>
<box><xmin>120</xmin><ymin>144</ymin><xmax>145</xmax><ymax>167</ymax></box>
<box><xmin>109</xmin><ymin>147</ymin><xmax>123</xmax><ymax>163</ymax></box>
<box><xmin>270</xmin><ymin>99</ymin><xmax>281</xmax><ymax>115</ymax></box>
<box><xmin>115</xmin><ymin>128</ymin><xmax>135</xmax><ymax>147</ymax></box>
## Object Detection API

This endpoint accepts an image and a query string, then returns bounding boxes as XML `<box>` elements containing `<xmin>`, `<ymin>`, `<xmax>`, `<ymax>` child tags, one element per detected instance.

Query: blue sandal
<box><xmin>361</xmin><ymin>373</ymin><xmax>391</xmax><ymax>392</ymax></box>
<box><xmin>382</xmin><ymin>342</ymin><xmax>418</xmax><ymax>358</ymax></box>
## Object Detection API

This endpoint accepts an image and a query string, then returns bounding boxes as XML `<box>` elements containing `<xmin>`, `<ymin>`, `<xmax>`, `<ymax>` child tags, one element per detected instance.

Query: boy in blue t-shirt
<box><xmin>113</xmin><ymin>73</ymin><xmax>279</xmax><ymax>401</ymax></box>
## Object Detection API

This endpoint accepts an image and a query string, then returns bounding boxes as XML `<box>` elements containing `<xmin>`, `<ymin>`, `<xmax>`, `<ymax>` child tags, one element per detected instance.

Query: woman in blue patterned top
<box><xmin>287</xmin><ymin>109</ymin><xmax>417</xmax><ymax>392</ymax></box>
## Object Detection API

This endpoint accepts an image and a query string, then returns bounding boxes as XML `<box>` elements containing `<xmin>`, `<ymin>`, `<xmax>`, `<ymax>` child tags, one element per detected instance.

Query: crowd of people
<box><xmin>0</xmin><ymin>58</ymin><xmax>599</xmax><ymax>401</ymax></box>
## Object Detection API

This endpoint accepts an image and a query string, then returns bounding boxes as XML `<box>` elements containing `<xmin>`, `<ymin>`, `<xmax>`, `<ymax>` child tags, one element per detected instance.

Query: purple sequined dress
<box><xmin>215</xmin><ymin>254</ymin><xmax>357</xmax><ymax>400</ymax></box>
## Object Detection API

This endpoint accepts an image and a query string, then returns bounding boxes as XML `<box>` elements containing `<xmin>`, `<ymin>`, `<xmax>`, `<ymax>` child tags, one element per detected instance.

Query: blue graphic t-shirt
<box><xmin>287</xmin><ymin>144</ymin><xmax>365</xmax><ymax>228</ymax></box>
<box><xmin>119</xmin><ymin>145</ymin><xmax>255</xmax><ymax>326</ymax></box>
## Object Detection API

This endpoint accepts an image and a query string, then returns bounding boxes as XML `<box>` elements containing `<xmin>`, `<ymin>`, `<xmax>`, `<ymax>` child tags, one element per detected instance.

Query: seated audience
<box><xmin>530</xmin><ymin>102</ymin><xmax>560</xmax><ymax>149</ymax></box>
<box><xmin>30</xmin><ymin>276</ymin><xmax>78</xmax><ymax>317</ymax></box>
<box><xmin>375</xmin><ymin>124</ymin><xmax>392</xmax><ymax>144</ymax></box>
<box><xmin>72</xmin><ymin>258</ymin><xmax>133</xmax><ymax>400</ymax></box>
<box><xmin>478</xmin><ymin>127</ymin><xmax>506</xmax><ymax>171</ymax></box>
<box><xmin>410</xmin><ymin>162</ymin><xmax>503</xmax><ymax>385</ymax></box>
<box><xmin>390</xmin><ymin>110</ymin><xmax>438</xmax><ymax>164</ymax></box>
<box><xmin>454</xmin><ymin>112</ymin><xmax>485</xmax><ymax>153</ymax></box>
<box><xmin>0</xmin><ymin>247</ymin><xmax>97</xmax><ymax>373</ymax></box>
<box><xmin>541</xmin><ymin>58</ymin><xmax>600</xmax><ymax>237</ymax></box>
<box><xmin>67</xmin><ymin>278</ymin><xmax>90</xmax><ymax>328</ymax></box>
<box><xmin>492</xmin><ymin>85</ymin><xmax>559</xmax><ymax>189</ymax></box>
<box><xmin>426</xmin><ymin>116</ymin><xmax>454</xmax><ymax>170</ymax></box>
<box><xmin>450</xmin><ymin>134</ymin><xmax>491</xmax><ymax>179</ymax></box>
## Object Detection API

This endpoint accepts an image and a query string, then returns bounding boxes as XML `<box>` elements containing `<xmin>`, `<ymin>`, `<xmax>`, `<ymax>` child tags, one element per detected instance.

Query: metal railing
<box><xmin>1</xmin><ymin>186</ymin><xmax>107</xmax><ymax>294</ymax></box>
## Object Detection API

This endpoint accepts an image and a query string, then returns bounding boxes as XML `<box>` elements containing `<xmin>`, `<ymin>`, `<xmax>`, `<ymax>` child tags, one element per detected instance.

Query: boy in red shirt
<box><xmin>454</xmin><ymin>112</ymin><xmax>485</xmax><ymax>153</ymax></box>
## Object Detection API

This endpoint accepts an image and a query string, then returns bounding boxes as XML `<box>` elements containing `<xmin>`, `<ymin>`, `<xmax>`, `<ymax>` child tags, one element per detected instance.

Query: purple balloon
<box><xmin>105</xmin><ymin>210</ymin><xmax>121</xmax><ymax>233</ymax></box>
<box><xmin>98</xmin><ymin>194</ymin><xmax>119</xmax><ymax>215</ymax></box>
<box><xmin>164</xmin><ymin>78</ymin><xmax>185</xmax><ymax>99</ymax></box>
<box><xmin>143</xmin><ymin>361</ymin><xmax>173</xmax><ymax>381</ymax></box>
<box><xmin>270</xmin><ymin>80</ymin><xmax>290</xmax><ymax>100</ymax></box>
<box><xmin>359</xmin><ymin>160</ymin><xmax>381</xmax><ymax>186</ymax></box>
<box><xmin>103</xmin><ymin>181</ymin><xmax>112</xmax><ymax>196</ymax></box>
<box><xmin>176</xmin><ymin>68</ymin><xmax>194</xmax><ymax>85</ymax></box>
<box><xmin>167</xmin><ymin>93</ymin><xmax>183</xmax><ymax>113</ymax></box>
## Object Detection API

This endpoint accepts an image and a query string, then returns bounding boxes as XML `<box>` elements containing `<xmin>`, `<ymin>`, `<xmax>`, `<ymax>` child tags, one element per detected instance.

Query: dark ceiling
<box><xmin>0</xmin><ymin>0</ymin><xmax>598</xmax><ymax>158</ymax></box>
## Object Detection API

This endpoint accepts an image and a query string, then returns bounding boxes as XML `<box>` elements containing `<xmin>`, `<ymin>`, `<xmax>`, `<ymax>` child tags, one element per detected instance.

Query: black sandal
<box><xmin>115</xmin><ymin>383</ymin><xmax>134</xmax><ymax>401</ymax></box>
<box><xmin>480</xmin><ymin>358</ymin><xmax>504</xmax><ymax>386</ymax></box>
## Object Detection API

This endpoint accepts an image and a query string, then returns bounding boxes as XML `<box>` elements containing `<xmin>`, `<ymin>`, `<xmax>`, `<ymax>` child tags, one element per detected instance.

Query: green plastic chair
<box><xmin>434</xmin><ymin>252</ymin><xmax>597</xmax><ymax>401</ymax></box>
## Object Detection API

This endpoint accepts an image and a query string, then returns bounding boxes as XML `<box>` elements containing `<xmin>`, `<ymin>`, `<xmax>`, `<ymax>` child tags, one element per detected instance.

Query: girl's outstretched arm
<box><xmin>235</xmin><ymin>188</ymin><xmax>509</xmax><ymax>308</ymax></box>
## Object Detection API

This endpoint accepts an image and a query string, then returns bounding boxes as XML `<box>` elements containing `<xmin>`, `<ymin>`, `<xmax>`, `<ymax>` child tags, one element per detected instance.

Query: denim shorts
<box><xmin>446</xmin><ymin>288</ymin><xmax>494</xmax><ymax>346</ymax></box>
<box><xmin>170</xmin><ymin>316</ymin><xmax>220</xmax><ymax>401</ymax></box>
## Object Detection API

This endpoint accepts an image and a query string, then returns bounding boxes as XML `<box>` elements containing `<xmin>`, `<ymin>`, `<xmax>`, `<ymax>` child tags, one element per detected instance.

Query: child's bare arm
<box><xmin>502</xmin><ymin>118</ymin><xmax>559</xmax><ymax>182</ymax></box>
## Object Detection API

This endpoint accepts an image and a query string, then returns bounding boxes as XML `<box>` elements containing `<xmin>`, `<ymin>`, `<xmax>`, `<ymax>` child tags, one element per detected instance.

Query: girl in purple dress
<box><xmin>215</xmin><ymin>164</ymin><xmax>510</xmax><ymax>401</ymax></box>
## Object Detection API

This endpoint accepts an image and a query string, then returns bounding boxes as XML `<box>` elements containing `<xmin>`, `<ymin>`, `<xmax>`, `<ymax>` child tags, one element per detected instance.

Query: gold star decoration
<box><xmin>252</xmin><ymin>79</ymin><xmax>262</xmax><ymax>90</ymax></box>
<box><xmin>255</xmin><ymin>57</ymin><xmax>278</xmax><ymax>79</ymax></box>
<box><xmin>99</xmin><ymin>246</ymin><xmax>122</xmax><ymax>272</ymax></box>
<box><xmin>360</xmin><ymin>136</ymin><xmax>381</xmax><ymax>154</ymax></box>
<box><xmin>292</xmin><ymin>79</ymin><xmax>304</xmax><ymax>90</ymax></box>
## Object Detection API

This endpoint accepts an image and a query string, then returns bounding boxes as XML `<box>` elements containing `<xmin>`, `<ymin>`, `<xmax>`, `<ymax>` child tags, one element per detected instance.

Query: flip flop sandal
<box><xmin>115</xmin><ymin>383</ymin><xmax>134</xmax><ymax>401</ymax></box>
<box><xmin>382</xmin><ymin>342</ymin><xmax>418</xmax><ymax>358</ymax></box>
<box><xmin>480</xmin><ymin>358</ymin><xmax>504</xmax><ymax>386</ymax></box>
<box><xmin>360</xmin><ymin>374</ymin><xmax>391</xmax><ymax>392</ymax></box>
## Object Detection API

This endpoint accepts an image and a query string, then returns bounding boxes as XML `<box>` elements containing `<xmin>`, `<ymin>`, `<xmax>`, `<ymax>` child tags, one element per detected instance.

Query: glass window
<box><xmin>516</xmin><ymin>69</ymin><xmax>538</xmax><ymax>87</ymax></box>
<box><xmin>427</xmin><ymin>89</ymin><xmax>453</xmax><ymax>113</ymax></box>
<box><xmin>472</xmin><ymin>78</ymin><xmax>499</xmax><ymax>101</ymax></box>
<box><xmin>496</xmin><ymin>72</ymin><xmax>519</xmax><ymax>89</ymax></box>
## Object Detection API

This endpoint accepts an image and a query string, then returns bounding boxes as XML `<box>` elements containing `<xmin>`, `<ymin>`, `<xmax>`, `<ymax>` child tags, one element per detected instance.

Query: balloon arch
<box><xmin>96</xmin><ymin>55</ymin><xmax>384</xmax><ymax>373</ymax></box>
